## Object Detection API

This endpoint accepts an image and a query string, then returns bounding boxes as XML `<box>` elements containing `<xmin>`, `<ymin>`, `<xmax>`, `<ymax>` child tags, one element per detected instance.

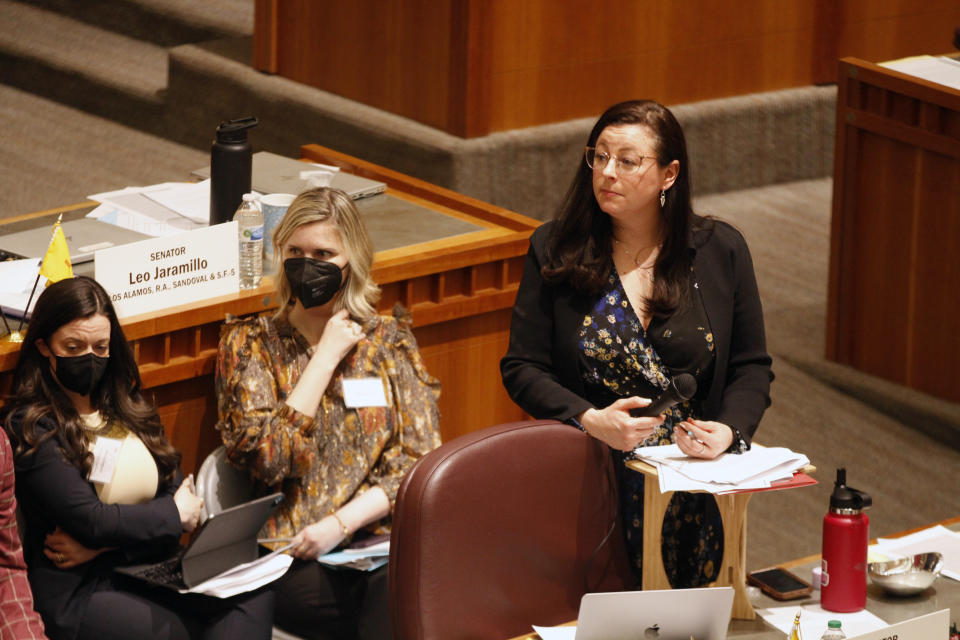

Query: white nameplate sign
<box><xmin>847</xmin><ymin>609</ymin><xmax>948</xmax><ymax>639</ymax></box>
<box><xmin>95</xmin><ymin>222</ymin><xmax>240</xmax><ymax>319</ymax></box>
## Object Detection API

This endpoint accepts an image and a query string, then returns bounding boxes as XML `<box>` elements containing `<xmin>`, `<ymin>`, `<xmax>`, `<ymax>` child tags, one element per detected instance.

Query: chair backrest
<box><xmin>390</xmin><ymin>420</ymin><xmax>633</xmax><ymax>640</ymax></box>
<box><xmin>195</xmin><ymin>445</ymin><xmax>257</xmax><ymax>521</ymax></box>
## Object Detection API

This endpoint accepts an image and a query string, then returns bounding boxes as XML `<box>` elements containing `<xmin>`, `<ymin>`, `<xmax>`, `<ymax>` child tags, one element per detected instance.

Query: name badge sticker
<box><xmin>343</xmin><ymin>378</ymin><xmax>388</xmax><ymax>408</ymax></box>
<box><xmin>89</xmin><ymin>436</ymin><xmax>123</xmax><ymax>484</ymax></box>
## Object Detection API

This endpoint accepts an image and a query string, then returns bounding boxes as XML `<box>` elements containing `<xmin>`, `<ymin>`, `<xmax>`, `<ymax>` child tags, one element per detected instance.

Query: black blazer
<box><xmin>500</xmin><ymin>219</ymin><xmax>773</xmax><ymax>444</ymax></box>
<box><xmin>8</xmin><ymin>412</ymin><xmax>182</xmax><ymax>640</ymax></box>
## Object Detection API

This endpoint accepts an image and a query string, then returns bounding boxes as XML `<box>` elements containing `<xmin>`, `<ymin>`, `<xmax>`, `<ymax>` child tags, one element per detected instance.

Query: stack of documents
<box><xmin>318</xmin><ymin>538</ymin><xmax>390</xmax><ymax>572</ymax></box>
<box><xmin>632</xmin><ymin>444</ymin><xmax>810</xmax><ymax>494</ymax></box>
<box><xmin>184</xmin><ymin>545</ymin><xmax>293</xmax><ymax>599</ymax></box>
<box><xmin>0</xmin><ymin>258</ymin><xmax>46</xmax><ymax>319</ymax></box>
<box><xmin>879</xmin><ymin>55</ymin><xmax>960</xmax><ymax>91</ymax></box>
<box><xmin>87</xmin><ymin>181</ymin><xmax>211</xmax><ymax>236</ymax></box>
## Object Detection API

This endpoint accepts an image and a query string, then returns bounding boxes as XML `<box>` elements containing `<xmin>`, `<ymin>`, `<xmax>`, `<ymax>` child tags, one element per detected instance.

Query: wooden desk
<box><xmin>509</xmin><ymin>516</ymin><xmax>960</xmax><ymax>640</ymax></box>
<box><xmin>826</xmin><ymin>56</ymin><xmax>960</xmax><ymax>403</ymax></box>
<box><xmin>0</xmin><ymin>145</ymin><xmax>540</xmax><ymax>472</ymax></box>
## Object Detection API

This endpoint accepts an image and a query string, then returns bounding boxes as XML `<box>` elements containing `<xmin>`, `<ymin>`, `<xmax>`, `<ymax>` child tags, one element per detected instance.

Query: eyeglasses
<box><xmin>584</xmin><ymin>147</ymin><xmax>656</xmax><ymax>176</ymax></box>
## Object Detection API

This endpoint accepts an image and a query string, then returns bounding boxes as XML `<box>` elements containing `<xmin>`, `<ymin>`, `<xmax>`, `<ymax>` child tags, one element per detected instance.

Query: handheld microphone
<box><xmin>629</xmin><ymin>373</ymin><xmax>697</xmax><ymax>417</ymax></box>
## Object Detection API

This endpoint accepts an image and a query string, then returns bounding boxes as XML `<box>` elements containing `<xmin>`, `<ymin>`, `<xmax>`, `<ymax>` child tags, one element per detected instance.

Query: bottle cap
<box><xmin>829</xmin><ymin>468</ymin><xmax>872</xmax><ymax>511</ymax></box>
<box><xmin>828</xmin><ymin>620</ymin><xmax>842</xmax><ymax>628</ymax></box>
<box><xmin>216</xmin><ymin>117</ymin><xmax>258</xmax><ymax>143</ymax></box>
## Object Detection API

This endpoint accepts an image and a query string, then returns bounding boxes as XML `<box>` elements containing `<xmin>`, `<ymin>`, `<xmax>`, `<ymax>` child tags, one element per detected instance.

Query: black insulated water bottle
<box><xmin>209</xmin><ymin>116</ymin><xmax>258</xmax><ymax>226</ymax></box>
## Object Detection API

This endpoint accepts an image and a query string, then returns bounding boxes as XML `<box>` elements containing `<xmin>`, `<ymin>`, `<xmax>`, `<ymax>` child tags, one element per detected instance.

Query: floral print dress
<box><xmin>579</xmin><ymin>266</ymin><xmax>723</xmax><ymax>588</ymax></box>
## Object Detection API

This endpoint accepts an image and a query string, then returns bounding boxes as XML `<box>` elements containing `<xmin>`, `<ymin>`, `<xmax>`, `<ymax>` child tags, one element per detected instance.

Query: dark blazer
<box><xmin>500</xmin><ymin>219</ymin><xmax>773</xmax><ymax>444</ymax></box>
<box><xmin>8</xmin><ymin>412</ymin><xmax>182</xmax><ymax>640</ymax></box>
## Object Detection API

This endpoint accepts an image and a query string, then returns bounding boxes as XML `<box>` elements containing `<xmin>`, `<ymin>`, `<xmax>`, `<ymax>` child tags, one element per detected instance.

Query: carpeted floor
<box><xmin>0</xmin><ymin>83</ymin><xmax>207</xmax><ymax>219</ymax></box>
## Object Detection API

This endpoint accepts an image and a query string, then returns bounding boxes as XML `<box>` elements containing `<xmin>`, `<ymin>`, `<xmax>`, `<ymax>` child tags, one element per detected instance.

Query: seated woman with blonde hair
<box><xmin>215</xmin><ymin>187</ymin><xmax>442</xmax><ymax>639</ymax></box>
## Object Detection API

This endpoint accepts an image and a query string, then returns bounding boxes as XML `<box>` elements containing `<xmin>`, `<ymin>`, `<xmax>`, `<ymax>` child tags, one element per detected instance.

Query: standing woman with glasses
<box><xmin>500</xmin><ymin>100</ymin><xmax>772</xmax><ymax>587</ymax></box>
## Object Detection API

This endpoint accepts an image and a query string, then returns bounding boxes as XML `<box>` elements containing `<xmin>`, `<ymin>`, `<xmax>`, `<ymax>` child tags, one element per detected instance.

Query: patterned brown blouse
<box><xmin>214</xmin><ymin>309</ymin><xmax>441</xmax><ymax>548</ymax></box>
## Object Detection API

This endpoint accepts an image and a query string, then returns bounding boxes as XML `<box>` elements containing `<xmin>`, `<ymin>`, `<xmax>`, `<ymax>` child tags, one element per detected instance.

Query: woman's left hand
<box><xmin>676</xmin><ymin>419</ymin><xmax>734</xmax><ymax>459</ymax></box>
<box><xmin>44</xmin><ymin>526</ymin><xmax>110</xmax><ymax>569</ymax></box>
<box><xmin>290</xmin><ymin>516</ymin><xmax>346</xmax><ymax>560</ymax></box>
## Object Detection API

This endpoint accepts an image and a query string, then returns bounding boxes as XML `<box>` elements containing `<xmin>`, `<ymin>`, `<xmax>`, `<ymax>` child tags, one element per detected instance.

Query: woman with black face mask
<box><xmin>214</xmin><ymin>187</ymin><xmax>442</xmax><ymax>640</ymax></box>
<box><xmin>1</xmin><ymin>276</ymin><xmax>275</xmax><ymax>640</ymax></box>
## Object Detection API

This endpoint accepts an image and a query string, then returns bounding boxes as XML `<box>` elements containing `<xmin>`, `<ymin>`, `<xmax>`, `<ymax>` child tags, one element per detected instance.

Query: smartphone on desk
<box><xmin>747</xmin><ymin>567</ymin><xmax>813</xmax><ymax>600</ymax></box>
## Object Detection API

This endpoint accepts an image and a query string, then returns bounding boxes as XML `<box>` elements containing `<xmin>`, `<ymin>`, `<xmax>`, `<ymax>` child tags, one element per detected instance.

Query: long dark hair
<box><xmin>544</xmin><ymin>99</ymin><xmax>706</xmax><ymax>316</ymax></box>
<box><xmin>1</xmin><ymin>276</ymin><xmax>180</xmax><ymax>484</ymax></box>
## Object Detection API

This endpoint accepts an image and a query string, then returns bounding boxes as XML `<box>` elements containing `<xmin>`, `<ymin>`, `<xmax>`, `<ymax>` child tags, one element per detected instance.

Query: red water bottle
<box><xmin>821</xmin><ymin>468</ymin><xmax>872</xmax><ymax>612</ymax></box>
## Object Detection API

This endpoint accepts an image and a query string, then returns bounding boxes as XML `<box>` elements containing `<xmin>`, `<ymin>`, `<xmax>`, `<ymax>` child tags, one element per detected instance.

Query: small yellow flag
<box><xmin>38</xmin><ymin>221</ymin><xmax>73</xmax><ymax>285</ymax></box>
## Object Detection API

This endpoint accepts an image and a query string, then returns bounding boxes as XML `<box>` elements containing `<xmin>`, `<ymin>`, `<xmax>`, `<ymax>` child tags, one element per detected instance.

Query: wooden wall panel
<box><xmin>827</xmin><ymin>58</ymin><xmax>960</xmax><ymax>403</ymax></box>
<box><xmin>268</xmin><ymin>0</ymin><xmax>456</xmax><ymax>133</ymax></box>
<box><xmin>252</xmin><ymin>0</ymin><xmax>279</xmax><ymax>72</ymax></box>
<box><xmin>835</xmin><ymin>6</ymin><xmax>960</xmax><ymax>63</ymax></box>
<box><xmin>842</xmin><ymin>130</ymin><xmax>913</xmax><ymax>382</ymax></box>
<box><xmin>910</xmin><ymin>151</ymin><xmax>960</xmax><ymax>399</ymax></box>
<box><xmin>415</xmin><ymin>309</ymin><xmax>526</xmax><ymax>444</ymax></box>
<box><xmin>484</xmin><ymin>0</ymin><xmax>830</xmax><ymax>131</ymax></box>
<box><xmin>254</xmin><ymin>0</ymin><xmax>960</xmax><ymax>137</ymax></box>
<box><xmin>153</xmin><ymin>379</ymin><xmax>221</xmax><ymax>478</ymax></box>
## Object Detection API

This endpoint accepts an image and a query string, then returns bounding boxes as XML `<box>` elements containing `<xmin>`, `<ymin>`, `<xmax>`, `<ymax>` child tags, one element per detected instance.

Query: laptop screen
<box><xmin>575</xmin><ymin>586</ymin><xmax>733</xmax><ymax>640</ymax></box>
<box><xmin>0</xmin><ymin>218</ymin><xmax>150</xmax><ymax>264</ymax></box>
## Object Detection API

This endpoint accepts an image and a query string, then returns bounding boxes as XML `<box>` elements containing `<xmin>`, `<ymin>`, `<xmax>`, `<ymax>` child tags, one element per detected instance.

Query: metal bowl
<box><xmin>868</xmin><ymin>552</ymin><xmax>943</xmax><ymax>596</ymax></box>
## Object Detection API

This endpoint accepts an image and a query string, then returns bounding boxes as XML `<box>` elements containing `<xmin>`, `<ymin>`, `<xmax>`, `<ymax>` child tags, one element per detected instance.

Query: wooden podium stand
<box><xmin>625</xmin><ymin>459</ymin><xmax>816</xmax><ymax>620</ymax></box>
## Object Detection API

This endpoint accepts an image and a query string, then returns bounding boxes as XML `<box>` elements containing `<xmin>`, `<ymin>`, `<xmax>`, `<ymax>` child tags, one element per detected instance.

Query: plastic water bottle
<box><xmin>234</xmin><ymin>193</ymin><xmax>263</xmax><ymax>289</ymax></box>
<box><xmin>821</xmin><ymin>468</ymin><xmax>872</xmax><ymax>612</ymax></box>
<box><xmin>820</xmin><ymin>619</ymin><xmax>846</xmax><ymax>639</ymax></box>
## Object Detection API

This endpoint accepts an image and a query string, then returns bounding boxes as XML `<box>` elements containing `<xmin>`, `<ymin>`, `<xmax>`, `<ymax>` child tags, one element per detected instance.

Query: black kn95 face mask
<box><xmin>283</xmin><ymin>257</ymin><xmax>344</xmax><ymax>309</ymax></box>
<box><xmin>53</xmin><ymin>352</ymin><xmax>109</xmax><ymax>396</ymax></box>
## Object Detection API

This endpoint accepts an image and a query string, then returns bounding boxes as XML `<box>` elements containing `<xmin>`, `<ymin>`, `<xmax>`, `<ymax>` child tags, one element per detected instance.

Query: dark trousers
<box><xmin>273</xmin><ymin>560</ymin><xmax>391</xmax><ymax>640</ymax></box>
<box><xmin>76</xmin><ymin>577</ymin><xmax>275</xmax><ymax>640</ymax></box>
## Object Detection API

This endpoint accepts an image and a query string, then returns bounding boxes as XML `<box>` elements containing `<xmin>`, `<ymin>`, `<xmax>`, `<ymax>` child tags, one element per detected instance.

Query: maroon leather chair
<box><xmin>389</xmin><ymin>420</ymin><xmax>633</xmax><ymax>639</ymax></box>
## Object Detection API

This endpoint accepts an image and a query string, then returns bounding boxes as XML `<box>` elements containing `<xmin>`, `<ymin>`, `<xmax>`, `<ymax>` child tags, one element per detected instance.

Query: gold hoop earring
<box><xmin>659</xmin><ymin>190</ymin><xmax>666</xmax><ymax>207</ymax></box>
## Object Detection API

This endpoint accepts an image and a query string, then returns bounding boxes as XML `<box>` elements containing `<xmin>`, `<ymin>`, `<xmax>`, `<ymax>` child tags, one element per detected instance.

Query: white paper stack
<box><xmin>633</xmin><ymin>443</ymin><xmax>809</xmax><ymax>494</ymax></box>
<box><xmin>0</xmin><ymin>258</ymin><xmax>46</xmax><ymax>319</ymax></box>
<box><xmin>318</xmin><ymin>539</ymin><xmax>390</xmax><ymax>572</ymax></box>
<box><xmin>879</xmin><ymin>55</ymin><xmax>960</xmax><ymax>91</ymax></box>
<box><xmin>87</xmin><ymin>181</ymin><xmax>211</xmax><ymax>236</ymax></box>
<box><xmin>182</xmin><ymin>545</ymin><xmax>294</xmax><ymax>598</ymax></box>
